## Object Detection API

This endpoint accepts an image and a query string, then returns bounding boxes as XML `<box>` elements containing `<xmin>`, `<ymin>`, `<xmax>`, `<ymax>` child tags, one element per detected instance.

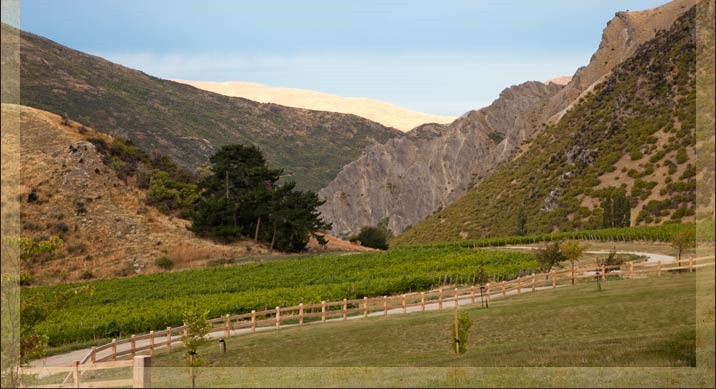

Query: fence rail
<box><xmin>44</xmin><ymin>255</ymin><xmax>715</xmax><ymax>371</ymax></box>
<box><xmin>21</xmin><ymin>356</ymin><xmax>149</xmax><ymax>388</ymax></box>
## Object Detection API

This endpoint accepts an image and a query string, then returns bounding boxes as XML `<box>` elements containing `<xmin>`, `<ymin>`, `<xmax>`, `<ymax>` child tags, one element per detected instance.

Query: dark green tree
<box><xmin>264</xmin><ymin>182</ymin><xmax>331</xmax><ymax>253</ymax></box>
<box><xmin>191</xmin><ymin>145</ymin><xmax>330</xmax><ymax>252</ymax></box>
<box><xmin>602</xmin><ymin>190</ymin><xmax>630</xmax><ymax>228</ymax></box>
<box><xmin>602</xmin><ymin>194</ymin><xmax>613</xmax><ymax>228</ymax></box>
<box><xmin>355</xmin><ymin>225</ymin><xmax>392</xmax><ymax>250</ymax></box>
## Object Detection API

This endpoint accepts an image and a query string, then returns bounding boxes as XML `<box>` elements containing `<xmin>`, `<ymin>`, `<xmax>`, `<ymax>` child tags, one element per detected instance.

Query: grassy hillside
<box><xmin>133</xmin><ymin>271</ymin><xmax>711</xmax><ymax>387</ymax></box>
<box><xmin>2</xmin><ymin>24</ymin><xmax>401</xmax><ymax>191</ymax></box>
<box><xmin>1</xmin><ymin>104</ymin><xmax>268</xmax><ymax>285</ymax></box>
<box><xmin>394</xmin><ymin>7</ymin><xmax>700</xmax><ymax>246</ymax></box>
<box><xmin>24</xmin><ymin>248</ymin><xmax>535</xmax><ymax>347</ymax></box>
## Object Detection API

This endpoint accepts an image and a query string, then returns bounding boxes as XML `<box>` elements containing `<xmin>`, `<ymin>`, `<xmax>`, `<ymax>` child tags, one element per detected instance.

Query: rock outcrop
<box><xmin>318</xmin><ymin>0</ymin><xmax>695</xmax><ymax>237</ymax></box>
<box><xmin>319</xmin><ymin>81</ymin><xmax>562</xmax><ymax>236</ymax></box>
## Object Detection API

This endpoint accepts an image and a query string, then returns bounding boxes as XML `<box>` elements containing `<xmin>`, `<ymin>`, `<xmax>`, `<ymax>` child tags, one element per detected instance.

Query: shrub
<box><xmin>154</xmin><ymin>256</ymin><xmax>174</xmax><ymax>270</ymax></box>
<box><xmin>80</xmin><ymin>270</ymin><xmax>94</xmax><ymax>280</ymax></box>
<box><xmin>629</xmin><ymin>149</ymin><xmax>643</xmax><ymax>160</ymax></box>
<box><xmin>356</xmin><ymin>226</ymin><xmax>391</xmax><ymax>250</ymax></box>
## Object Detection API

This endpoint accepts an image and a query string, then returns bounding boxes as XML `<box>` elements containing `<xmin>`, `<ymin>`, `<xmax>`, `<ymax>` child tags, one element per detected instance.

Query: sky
<box><xmin>14</xmin><ymin>0</ymin><xmax>669</xmax><ymax>116</ymax></box>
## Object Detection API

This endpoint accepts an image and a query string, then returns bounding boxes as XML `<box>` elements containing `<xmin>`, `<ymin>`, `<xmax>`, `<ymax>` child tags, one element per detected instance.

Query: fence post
<box><xmin>551</xmin><ymin>270</ymin><xmax>556</xmax><ymax>288</ymax></box>
<box><xmin>383</xmin><ymin>296</ymin><xmax>388</xmax><ymax>316</ymax></box>
<box><xmin>657</xmin><ymin>261</ymin><xmax>662</xmax><ymax>276</ymax></box>
<box><xmin>501</xmin><ymin>282</ymin><xmax>506</xmax><ymax>298</ymax></box>
<box><xmin>112</xmin><ymin>338</ymin><xmax>117</xmax><ymax>360</ymax></box>
<box><xmin>275</xmin><ymin>307</ymin><xmax>281</xmax><ymax>329</ymax></box>
<box><xmin>132</xmin><ymin>355</ymin><xmax>151</xmax><ymax>388</ymax></box>
<box><xmin>486</xmin><ymin>283</ymin><xmax>491</xmax><ymax>304</ymax></box>
<box><xmin>601</xmin><ymin>265</ymin><xmax>606</xmax><ymax>281</ymax></box>
<box><xmin>470</xmin><ymin>286</ymin><xmax>475</xmax><ymax>303</ymax></box>
<box><xmin>251</xmin><ymin>310</ymin><xmax>256</xmax><ymax>334</ymax></box>
<box><xmin>517</xmin><ymin>277</ymin><xmax>521</xmax><ymax>294</ymax></box>
<box><xmin>420</xmin><ymin>292</ymin><xmax>425</xmax><ymax>311</ymax></box>
<box><xmin>225</xmin><ymin>314</ymin><xmax>230</xmax><ymax>337</ymax></box>
<box><xmin>73</xmin><ymin>360</ymin><xmax>80</xmax><ymax>388</ymax></box>
<box><xmin>438</xmin><ymin>289</ymin><xmax>443</xmax><ymax>309</ymax></box>
<box><xmin>342</xmin><ymin>299</ymin><xmax>348</xmax><ymax>320</ymax></box>
<box><xmin>322</xmin><ymin>301</ymin><xmax>327</xmax><ymax>322</ymax></box>
<box><xmin>402</xmin><ymin>295</ymin><xmax>407</xmax><ymax>313</ymax></box>
<box><xmin>166</xmin><ymin>327</ymin><xmax>172</xmax><ymax>353</ymax></box>
<box><xmin>183</xmin><ymin>327</ymin><xmax>188</xmax><ymax>341</ymax></box>
<box><xmin>149</xmin><ymin>331</ymin><xmax>155</xmax><ymax>356</ymax></box>
<box><xmin>363</xmin><ymin>297</ymin><xmax>368</xmax><ymax>318</ymax></box>
<box><xmin>299</xmin><ymin>303</ymin><xmax>304</xmax><ymax>325</ymax></box>
<box><xmin>454</xmin><ymin>288</ymin><xmax>459</xmax><ymax>307</ymax></box>
<box><xmin>531</xmin><ymin>274</ymin><xmax>536</xmax><ymax>292</ymax></box>
<box><xmin>571</xmin><ymin>268</ymin><xmax>575</xmax><ymax>285</ymax></box>
<box><xmin>629</xmin><ymin>262</ymin><xmax>634</xmax><ymax>278</ymax></box>
<box><xmin>689</xmin><ymin>257</ymin><xmax>694</xmax><ymax>272</ymax></box>
<box><xmin>90</xmin><ymin>346</ymin><xmax>96</xmax><ymax>364</ymax></box>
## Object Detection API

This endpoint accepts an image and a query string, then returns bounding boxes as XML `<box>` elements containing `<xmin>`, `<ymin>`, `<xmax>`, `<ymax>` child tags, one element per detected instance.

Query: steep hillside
<box><xmin>2</xmin><ymin>24</ymin><xmax>401</xmax><ymax>192</ymax></box>
<box><xmin>318</xmin><ymin>0</ymin><xmax>695</xmax><ymax>237</ymax></box>
<box><xmin>394</xmin><ymin>6</ymin><xmax>699</xmax><ymax>245</ymax></box>
<box><xmin>1</xmin><ymin>104</ymin><xmax>267</xmax><ymax>285</ymax></box>
<box><xmin>172</xmin><ymin>80</ymin><xmax>455</xmax><ymax>132</ymax></box>
<box><xmin>319</xmin><ymin>82</ymin><xmax>562</xmax><ymax>237</ymax></box>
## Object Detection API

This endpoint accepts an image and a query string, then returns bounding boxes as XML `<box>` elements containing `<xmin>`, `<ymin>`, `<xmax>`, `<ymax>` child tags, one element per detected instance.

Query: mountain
<box><xmin>318</xmin><ymin>0</ymin><xmax>695</xmax><ymax>237</ymax></box>
<box><xmin>2</xmin><ymin>24</ymin><xmax>402</xmax><ymax>192</ymax></box>
<box><xmin>172</xmin><ymin>80</ymin><xmax>455</xmax><ymax>132</ymax></box>
<box><xmin>1</xmin><ymin>104</ymin><xmax>268</xmax><ymax>285</ymax></box>
<box><xmin>393</xmin><ymin>4</ymin><xmax>700</xmax><ymax>245</ymax></box>
<box><xmin>319</xmin><ymin>81</ymin><xmax>562</xmax><ymax>237</ymax></box>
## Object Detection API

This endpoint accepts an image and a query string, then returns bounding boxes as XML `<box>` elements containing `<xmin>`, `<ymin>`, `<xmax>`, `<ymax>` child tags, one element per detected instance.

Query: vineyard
<box><xmin>24</xmin><ymin>249</ymin><xmax>537</xmax><ymax>347</ymax></box>
<box><xmin>397</xmin><ymin>222</ymin><xmax>711</xmax><ymax>249</ymax></box>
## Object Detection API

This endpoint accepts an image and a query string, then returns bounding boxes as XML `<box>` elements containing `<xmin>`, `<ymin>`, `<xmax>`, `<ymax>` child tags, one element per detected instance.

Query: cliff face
<box><xmin>319</xmin><ymin>81</ymin><xmax>562</xmax><ymax>236</ymax></box>
<box><xmin>318</xmin><ymin>0</ymin><xmax>695</xmax><ymax>237</ymax></box>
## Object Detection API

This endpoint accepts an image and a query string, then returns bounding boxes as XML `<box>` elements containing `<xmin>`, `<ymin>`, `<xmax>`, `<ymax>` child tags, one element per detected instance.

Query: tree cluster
<box><xmin>602</xmin><ymin>190</ymin><xmax>631</xmax><ymax>228</ymax></box>
<box><xmin>190</xmin><ymin>145</ymin><xmax>330</xmax><ymax>252</ymax></box>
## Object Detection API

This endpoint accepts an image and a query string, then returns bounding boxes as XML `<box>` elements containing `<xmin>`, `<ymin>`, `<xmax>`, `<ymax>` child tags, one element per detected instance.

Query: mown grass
<box><xmin>24</xmin><ymin>270</ymin><xmax>713</xmax><ymax>388</ymax></box>
<box><xmin>136</xmin><ymin>270</ymin><xmax>714</xmax><ymax>387</ymax></box>
<box><xmin>153</xmin><ymin>272</ymin><xmax>698</xmax><ymax>368</ymax></box>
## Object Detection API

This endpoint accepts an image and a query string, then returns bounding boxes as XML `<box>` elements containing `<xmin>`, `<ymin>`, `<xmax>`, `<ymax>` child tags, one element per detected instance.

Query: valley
<box><xmin>2</xmin><ymin>0</ymin><xmax>714</xmax><ymax>388</ymax></box>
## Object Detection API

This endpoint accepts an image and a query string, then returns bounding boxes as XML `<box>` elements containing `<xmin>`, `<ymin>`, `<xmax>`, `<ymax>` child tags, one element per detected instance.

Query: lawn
<box><xmin>139</xmin><ymin>269</ymin><xmax>714</xmax><ymax>387</ymax></box>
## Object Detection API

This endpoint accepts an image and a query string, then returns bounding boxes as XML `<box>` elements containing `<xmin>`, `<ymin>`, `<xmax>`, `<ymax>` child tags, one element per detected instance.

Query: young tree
<box><xmin>514</xmin><ymin>207</ymin><xmax>527</xmax><ymax>236</ymax></box>
<box><xmin>594</xmin><ymin>248</ymin><xmax>618</xmax><ymax>291</ymax></box>
<box><xmin>451</xmin><ymin>311</ymin><xmax>473</xmax><ymax>354</ymax></box>
<box><xmin>181</xmin><ymin>309</ymin><xmax>212</xmax><ymax>388</ymax></box>
<box><xmin>534</xmin><ymin>241</ymin><xmax>564</xmax><ymax>272</ymax></box>
<box><xmin>671</xmin><ymin>229</ymin><xmax>695</xmax><ymax>266</ymax></box>
<box><xmin>560</xmin><ymin>240</ymin><xmax>591</xmax><ymax>284</ymax></box>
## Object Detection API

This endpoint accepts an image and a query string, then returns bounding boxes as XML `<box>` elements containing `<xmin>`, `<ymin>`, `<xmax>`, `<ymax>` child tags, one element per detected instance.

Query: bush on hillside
<box><xmin>356</xmin><ymin>226</ymin><xmax>391</xmax><ymax>250</ymax></box>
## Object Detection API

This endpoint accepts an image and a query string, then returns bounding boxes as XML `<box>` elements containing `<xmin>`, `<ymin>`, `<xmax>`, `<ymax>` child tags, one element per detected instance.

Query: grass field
<box><xmin>126</xmin><ymin>269</ymin><xmax>715</xmax><ymax>387</ymax></box>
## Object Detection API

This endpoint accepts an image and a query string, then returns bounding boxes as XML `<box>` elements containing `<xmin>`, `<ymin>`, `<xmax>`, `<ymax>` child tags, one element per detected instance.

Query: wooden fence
<box><xmin>43</xmin><ymin>255</ymin><xmax>716</xmax><ymax>378</ymax></box>
<box><xmin>20</xmin><ymin>356</ymin><xmax>150</xmax><ymax>388</ymax></box>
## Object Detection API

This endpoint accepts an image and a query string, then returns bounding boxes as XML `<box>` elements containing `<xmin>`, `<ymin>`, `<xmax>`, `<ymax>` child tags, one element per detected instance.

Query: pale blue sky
<box><xmin>16</xmin><ymin>0</ymin><xmax>668</xmax><ymax>116</ymax></box>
